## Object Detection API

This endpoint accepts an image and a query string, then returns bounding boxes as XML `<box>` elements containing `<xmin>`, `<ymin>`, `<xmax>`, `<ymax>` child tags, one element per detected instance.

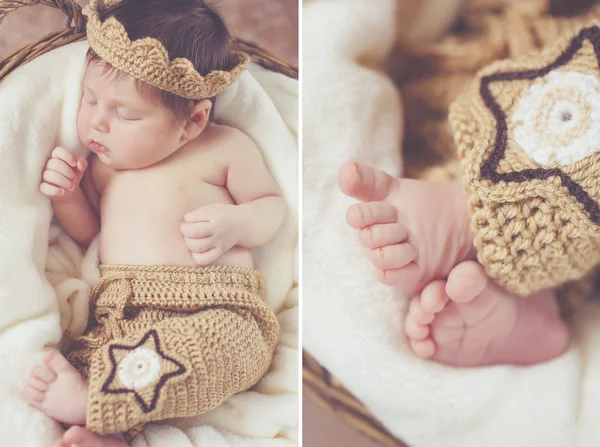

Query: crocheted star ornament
<box><xmin>102</xmin><ymin>329</ymin><xmax>188</xmax><ymax>413</ymax></box>
<box><xmin>450</xmin><ymin>22</ymin><xmax>600</xmax><ymax>295</ymax></box>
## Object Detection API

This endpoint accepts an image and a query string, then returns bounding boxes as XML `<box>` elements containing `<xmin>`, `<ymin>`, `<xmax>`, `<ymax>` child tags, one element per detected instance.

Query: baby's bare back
<box><xmin>94</xmin><ymin>126</ymin><xmax>254</xmax><ymax>268</ymax></box>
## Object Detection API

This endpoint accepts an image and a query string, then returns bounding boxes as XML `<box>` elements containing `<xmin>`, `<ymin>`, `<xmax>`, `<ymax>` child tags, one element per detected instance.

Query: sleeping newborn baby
<box><xmin>335</xmin><ymin>21</ymin><xmax>600</xmax><ymax>368</ymax></box>
<box><xmin>21</xmin><ymin>0</ymin><xmax>283</xmax><ymax>446</ymax></box>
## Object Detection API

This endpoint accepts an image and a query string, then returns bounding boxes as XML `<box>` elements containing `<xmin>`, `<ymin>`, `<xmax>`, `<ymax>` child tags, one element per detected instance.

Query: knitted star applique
<box><xmin>101</xmin><ymin>329</ymin><xmax>187</xmax><ymax>413</ymax></box>
<box><xmin>477</xmin><ymin>24</ymin><xmax>600</xmax><ymax>224</ymax></box>
<box><xmin>449</xmin><ymin>22</ymin><xmax>600</xmax><ymax>295</ymax></box>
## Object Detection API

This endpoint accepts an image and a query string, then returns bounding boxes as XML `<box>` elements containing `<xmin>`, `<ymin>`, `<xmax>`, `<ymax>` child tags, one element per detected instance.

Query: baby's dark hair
<box><xmin>86</xmin><ymin>0</ymin><xmax>237</xmax><ymax>123</ymax></box>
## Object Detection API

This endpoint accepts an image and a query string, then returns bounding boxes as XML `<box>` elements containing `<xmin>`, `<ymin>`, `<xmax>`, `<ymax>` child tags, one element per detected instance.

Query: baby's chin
<box><xmin>91</xmin><ymin>151</ymin><xmax>124</xmax><ymax>170</ymax></box>
<box><xmin>95</xmin><ymin>153</ymin><xmax>155</xmax><ymax>171</ymax></box>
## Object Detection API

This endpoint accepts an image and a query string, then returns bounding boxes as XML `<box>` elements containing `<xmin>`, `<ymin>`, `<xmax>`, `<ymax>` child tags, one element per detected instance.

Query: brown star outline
<box><xmin>479</xmin><ymin>24</ymin><xmax>600</xmax><ymax>224</ymax></box>
<box><xmin>101</xmin><ymin>329</ymin><xmax>187</xmax><ymax>413</ymax></box>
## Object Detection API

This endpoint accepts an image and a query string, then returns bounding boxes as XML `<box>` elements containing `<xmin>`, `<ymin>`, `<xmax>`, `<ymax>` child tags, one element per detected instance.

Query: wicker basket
<box><xmin>303</xmin><ymin>1</ymin><xmax>600</xmax><ymax>446</ymax></box>
<box><xmin>0</xmin><ymin>0</ymin><xmax>298</xmax><ymax>84</ymax></box>
<box><xmin>303</xmin><ymin>351</ymin><xmax>408</xmax><ymax>447</ymax></box>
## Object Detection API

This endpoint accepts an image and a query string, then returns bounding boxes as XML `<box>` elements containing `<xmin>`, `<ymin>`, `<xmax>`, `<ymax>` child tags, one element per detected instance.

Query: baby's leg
<box><xmin>55</xmin><ymin>426</ymin><xmax>127</xmax><ymax>447</ymax></box>
<box><xmin>21</xmin><ymin>350</ymin><xmax>88</xmax><ymax>425</ymax></box>
<box><xmin>338</xmin><ymin>161</ymin><xmax>476</xmax><ymax>295</ymax></box>
<box><xmin>405</xmin><ymin>261</ymin><xmax>569</xmax><ymax>366</ymax></box>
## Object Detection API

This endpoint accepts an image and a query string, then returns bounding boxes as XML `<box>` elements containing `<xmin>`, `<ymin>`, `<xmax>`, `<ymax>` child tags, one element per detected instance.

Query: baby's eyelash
<box><xmin>83</xmin><ymin>92</ymin><xmax>96</xmax><ymax>105</ymax></box>
<box><xmin>116</xmin><ymin>110</ymin><xmax>140</xmax><ymax>121</ymax></box>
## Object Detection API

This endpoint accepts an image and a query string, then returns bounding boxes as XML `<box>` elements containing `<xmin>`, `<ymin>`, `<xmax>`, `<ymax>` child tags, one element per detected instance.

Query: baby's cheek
<box><xmin>125</xmin><ymin>131</ymin><xmax>154</xmax><ymax>165</ymax></box>
<box><xmin>138</xmin><ymin>125</ymin><xmax>169</xmax><ymax>152</ymax></box>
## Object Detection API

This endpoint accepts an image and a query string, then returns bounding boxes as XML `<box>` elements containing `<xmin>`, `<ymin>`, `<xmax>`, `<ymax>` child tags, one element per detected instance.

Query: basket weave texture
<box><xmin>0</xmin><ymin>0</ymin><xmax>298</xmax><ymax>85</ymax></box>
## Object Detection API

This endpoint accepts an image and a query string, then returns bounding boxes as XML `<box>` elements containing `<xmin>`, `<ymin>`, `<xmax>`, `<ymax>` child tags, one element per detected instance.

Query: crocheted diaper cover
<box><xmin>450</xmin><ymin>21</ymin><xmax>600</xmax><ymax>295</ymax></box>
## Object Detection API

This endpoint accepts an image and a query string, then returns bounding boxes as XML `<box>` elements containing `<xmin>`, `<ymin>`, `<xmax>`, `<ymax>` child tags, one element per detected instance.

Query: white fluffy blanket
<box><xmin>303</xmin><ymin>1</ymin><xmax>600</xmax><ymax>446</ymax></box>
<box><xmin>0</xmin><ymin>41</ymin><xmax>298</xmax><ymax>447</ymax></box>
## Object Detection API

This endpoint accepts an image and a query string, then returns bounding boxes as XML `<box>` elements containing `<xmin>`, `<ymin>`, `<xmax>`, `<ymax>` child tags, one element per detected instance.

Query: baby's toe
<box><xmin>346</xmin><ymin>201</ymin><xmax>397</xmax><ymax>229</ymax></box>
<box><xmin>404</xmin><ymin>317</ymin><xmax>430</xmax><ymax>341</ymax></box>
<box><xmin>446</xmin><ymin>261</ymin><xmax>488</xmax><ymax>303</ymax></box>
<box><xmin>28</xmin><ymin>376</ymin><xmax>49</xmax><ymax>392</ymax></box>
<box><xmin>43</xmin><ymin>350</ymin><xmax>74</xmax><ymax>375</ymax></box>
<box><xmin>420</xmin><ymin>280</ymin><xmax>449</xmax><ymax>314</ymax></box>
<box><xmin>408</xmin><ymin>297</ymin><xmax>434</xmax><ymax>325</ymax></box>
<box><xmin>41</xmin><ymin>350</ymin><xmax>58</xmax><ymax>365</ymax></box>
<box><xmin>338</xmin><ymin>161</ymin><xmax>398</xmax><ymax>202</ymax></box>
<box><xmin>62</xmin><ymin>426</ymin><xmax>88</xmax><ymax>443</ymax></box>
<box><xmin>375</xmin><ymin>263</ymin><xmax>422</xmax><ymax>292</ymax></box>
<box><xmin>31</xmin><ymin>365</ymin><xmax>57</xmax><ymax>384</ymax></box>
<box><xmin>371</xmin><ymin>243</ymin><xmax>416</xmax><ymax>270</ymax></box>
<box><xmin>359</xmin><ymin>222</ymin><xmax>408</xmax><ymax>249</ymax></box>
<box><xmin>409</xmin><ymin>338</ymin><xmax>435</xmax><ymax>359</ymax></box>
<box><xmin>21</xmin><ymin>385</ymin><xmax>45</xmax><ymax>405</ymax></box>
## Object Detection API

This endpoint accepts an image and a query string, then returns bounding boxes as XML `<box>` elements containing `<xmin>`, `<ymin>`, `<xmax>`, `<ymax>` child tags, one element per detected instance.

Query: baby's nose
<box><xmin>91</xmin><ymin>111</ymin><xmax>109</xmax><ymax>133</ymax></box>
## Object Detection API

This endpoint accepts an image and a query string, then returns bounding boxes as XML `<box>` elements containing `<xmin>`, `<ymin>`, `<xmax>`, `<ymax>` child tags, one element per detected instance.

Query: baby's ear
<box><xmin>181</xmin><ymin>99</ymin><xmax>212</xmax><ymax>142</ymax></box>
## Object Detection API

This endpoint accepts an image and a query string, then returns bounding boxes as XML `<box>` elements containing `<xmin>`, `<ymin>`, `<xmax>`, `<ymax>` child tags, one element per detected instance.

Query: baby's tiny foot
<box><xmin>405</xmin><ymin>261</ymin><xmax>569</xmax><ymax>366</ymax></box>
<box><xmin>55</xmin><ymin>426</ymin><xmax>127</xmax><ymax>447</ymax></box>
<box><xmin>21</xmin><ymin>350</ymin><xmax>88</xmax><ymax>425</ymax></box>
<box><xmin>338</xmin><ymin>161</ymin><xmax>476</xmax><ymax>294</ymax></box>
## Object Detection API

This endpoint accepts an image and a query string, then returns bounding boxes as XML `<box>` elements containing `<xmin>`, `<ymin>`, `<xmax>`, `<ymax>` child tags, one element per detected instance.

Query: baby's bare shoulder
<box><xmin>212</xmin><ymin>124</ymin><xmax>255</xmax><ymax>147</ymax></box>
<box><xmin>212</xmin><ymin>125</ymin><xmax>261</xmax><ymax>160</ymax></box>
<box><xmin>184</xmin><ymin>125</ymin><xmax>261</xmax><ymax>169</ymax></box>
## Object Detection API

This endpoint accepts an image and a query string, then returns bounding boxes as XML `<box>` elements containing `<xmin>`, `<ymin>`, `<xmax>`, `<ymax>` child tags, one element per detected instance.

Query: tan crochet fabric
<box><xmin>66</xmin><ymin>264</ymin><xmax>279</xmax><ymax>441</ymax></box>
<box><xmin>82</xmin><ymin>0</ymin><xmax>250</xmax><ymax>99</ymax></box>
<box><xmin>397</xmin><ymin>0</ymin><xmax>600</xmax><ymax>181</ymax></box>
<box><xmin>448</xmin><ymin>18</ymin><xmax>600</xmax><ymax>295</ymax></box>
<box><xmin>394</xmin><ymin>0</ymin><xmax>600</xmax><ymax>306</ymax></box>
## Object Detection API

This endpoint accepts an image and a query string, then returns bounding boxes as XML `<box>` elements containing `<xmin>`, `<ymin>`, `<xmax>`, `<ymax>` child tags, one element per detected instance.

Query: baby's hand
<box><xmin>180</xmin><ymin>203</ymin><xmax>245</xmax><ymax>265</ymax></box>
<box><xmin>40</xmin><ymin>147</ymin><xmax>87</xmax><ymax>201</ymax></box>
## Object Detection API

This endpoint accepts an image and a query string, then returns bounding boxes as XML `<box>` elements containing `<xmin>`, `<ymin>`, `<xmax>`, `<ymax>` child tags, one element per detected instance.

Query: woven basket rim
<box><xmin>303</xmin><ymin>350</ymin><xmax>409</xmax><ymax>447</ymax></box>
<box><xmin>0</xmin><ymin>0</ymin><xmax>298</xmax><ymax>82</ymax></box>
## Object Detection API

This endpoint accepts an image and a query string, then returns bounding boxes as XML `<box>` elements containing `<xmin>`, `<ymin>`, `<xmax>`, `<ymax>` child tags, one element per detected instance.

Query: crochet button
<box><xmin>512</xmin><ymin>70</ymin><xmax>600</xmax><ymax>166</ymax></box>
<box><xmin>117</xmin><ymin>347</ymin><xmax>162</xmax><ymax>390</ymax></box>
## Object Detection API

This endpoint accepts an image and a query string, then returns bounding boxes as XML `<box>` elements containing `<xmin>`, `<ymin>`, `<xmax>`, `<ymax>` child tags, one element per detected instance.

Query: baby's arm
<box><xmin>225</xmin><ymin>134</ymin><xmax>286</xmax><ymax>248</ymax></box>
<box><xmin>40</xmin><ymin>147</ymin><xmax>100</xmax><ymax>247</ymax></box>
<box><xmin>181</xmin><ymin>131</ymin><xmax>285</xmax><ymax>265</ymax></box>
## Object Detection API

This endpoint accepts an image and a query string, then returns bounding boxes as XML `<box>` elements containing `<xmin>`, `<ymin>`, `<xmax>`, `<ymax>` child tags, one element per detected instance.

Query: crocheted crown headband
<box><xmin>82</xmin><ymin>0</ymin><xmax>249</xmax><ymax>99</ymax></box>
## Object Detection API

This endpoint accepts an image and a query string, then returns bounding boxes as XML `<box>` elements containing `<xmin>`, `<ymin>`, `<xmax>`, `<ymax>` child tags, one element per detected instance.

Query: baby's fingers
<box><xmin>42</xmin><ymin>170</ymin><xmax>73</xmax><ymax>191</ymax></box>
<box><xmin>46</xmin><ymin>158</ymin><xmax>76</xmax><ymax>180</ymax></box>
<box><xmin>180</xmin><ymin>222</ymin><xmax>212</xmax><ymax>239</ymax></box>
<box><xmin>191</xmin><ymin>248</ymin><xmax>221</xmax><ymax>266</ymax></box>
<box><xmin>51</xmin><ymin>147</ymin><xmax>77</xmax><ymax>168</ymax></box>
<box><xmin>39</xmin><ymin>182</ymin><xmax>65</xmax><ymax>198</ymax></box>
<box><xmin>184</xmin><ymin>237</ymin><xmax>214</xmax><ymax>254</ymax></box>
<box><xmin>76</xmin><ymin>157</ymin><xmax>88</xmax><ymax>173</ymax></box>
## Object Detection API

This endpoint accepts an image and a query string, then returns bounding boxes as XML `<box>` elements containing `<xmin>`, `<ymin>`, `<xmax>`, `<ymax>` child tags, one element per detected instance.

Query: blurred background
<box><xmin>304</xmin><ymin>397</ymin><xmax>384</xmax><ymax>447</ymax></box>
<box><xmin>0</xmin><ymin>0</ymin><xmax>298</xmax><ymax>64</ymax></box>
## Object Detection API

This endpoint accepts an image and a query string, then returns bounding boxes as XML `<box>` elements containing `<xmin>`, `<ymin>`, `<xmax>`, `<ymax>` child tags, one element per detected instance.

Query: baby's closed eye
<box><xmin>82</xmin><ymin>91</ymin><xmax>97</xmax><ymax>106</ymax></box>
<box><xmin>116</xmin><ymin>109</ymin><xmax>141</xmax><ymax>121</ymax></box>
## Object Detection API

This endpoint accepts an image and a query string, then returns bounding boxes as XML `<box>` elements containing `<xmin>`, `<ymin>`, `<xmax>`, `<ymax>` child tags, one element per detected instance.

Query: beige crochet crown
<box><xmin>82</xmin><ymin>0</ymin><xmax>249</xmax><ymax>99</ymax></box>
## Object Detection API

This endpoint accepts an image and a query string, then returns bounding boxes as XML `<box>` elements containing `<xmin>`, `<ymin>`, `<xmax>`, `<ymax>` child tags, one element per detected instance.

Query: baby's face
<box><xmin>77</xmin><ymin>62</ymin><xmax>186</xmax><ymax>170</ymax></box>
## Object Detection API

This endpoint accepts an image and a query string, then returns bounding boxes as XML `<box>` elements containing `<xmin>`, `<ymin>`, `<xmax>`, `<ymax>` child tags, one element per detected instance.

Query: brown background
<box><xmin>0</xmin><ymin>0</ymin><xmax>298</xmax><ymax>65</ymax></box>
